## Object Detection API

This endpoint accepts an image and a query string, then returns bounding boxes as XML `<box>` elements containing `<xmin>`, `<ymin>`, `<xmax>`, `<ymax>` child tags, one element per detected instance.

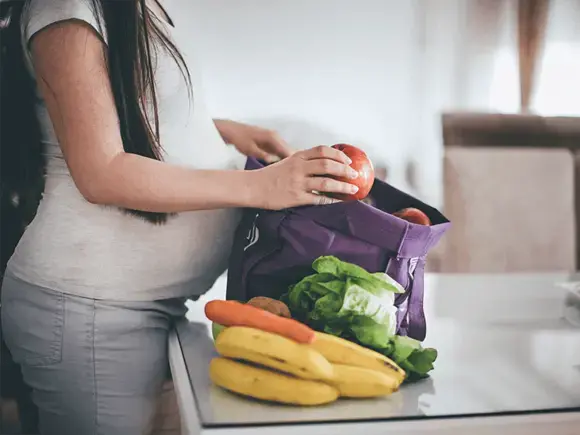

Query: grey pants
<box><xmin>1</xmin><ymin>273</ymin><xmax>188</xmax><ymax>435</ymax></box>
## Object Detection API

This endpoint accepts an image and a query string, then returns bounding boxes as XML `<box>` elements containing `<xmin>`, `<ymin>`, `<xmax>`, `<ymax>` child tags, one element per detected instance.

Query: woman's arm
<box><xmin>30</xmin><ymin>21</ymin><xmax>357</xmax><ymax>212</ymax></box>
<box><xmin>30</xmin><ymin>21</ymin><xmax>260</xmax><ymax>212</ymax></box>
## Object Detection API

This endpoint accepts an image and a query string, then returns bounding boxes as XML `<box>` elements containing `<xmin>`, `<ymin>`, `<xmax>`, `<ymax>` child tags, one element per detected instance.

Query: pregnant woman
<box><xmin>0</xmin><ymin>0</ymin><xmax>360</xmax><ymax>433</ymax></box>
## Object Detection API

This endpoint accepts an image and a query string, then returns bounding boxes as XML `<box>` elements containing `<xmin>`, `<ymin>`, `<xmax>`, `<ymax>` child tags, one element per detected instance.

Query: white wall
<box><xmin>169</xmin><ymin>0</ymin><xmax>425</xmax><ymax>198</ymax></box>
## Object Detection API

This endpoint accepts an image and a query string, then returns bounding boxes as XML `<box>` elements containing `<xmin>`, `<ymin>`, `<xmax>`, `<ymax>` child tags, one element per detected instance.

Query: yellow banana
<box><xmin>329</xmin><ymin>364</ymin><xmax>399</xmax><ymax>398</ymax></box>
<box><xmin>215</xmin><ymin>326</ymin><xmax>334</xmax><ymax>381</ymax></box>
<box><xmin>209</xmin><ymin>357</ymin><xmax>339</xmax><ymax>406</ymax></box>
<box><xmin>309</xmin><ymin>332</ymin><xmax>406</xmax><ymax>384</ymax></box>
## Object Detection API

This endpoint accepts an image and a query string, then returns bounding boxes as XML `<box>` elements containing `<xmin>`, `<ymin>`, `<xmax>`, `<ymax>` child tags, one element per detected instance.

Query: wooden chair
<box><xmin>436</xmin><ymin>146</ymin><xmax>575</xmax><ymax>273</ymax></box>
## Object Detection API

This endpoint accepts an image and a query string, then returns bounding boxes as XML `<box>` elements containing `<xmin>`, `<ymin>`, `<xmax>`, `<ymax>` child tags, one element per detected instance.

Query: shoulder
<box><xmin>22</xmin><ymin>0</ymin><xmax>108</xmax><ymax>46</ymax></box>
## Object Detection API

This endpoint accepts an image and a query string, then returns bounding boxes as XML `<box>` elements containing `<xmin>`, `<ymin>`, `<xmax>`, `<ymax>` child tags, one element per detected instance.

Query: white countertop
<box><xmin>170</xmin><ymin>273</ymin><xmax>580</xmax><ymax>434</ymax></box>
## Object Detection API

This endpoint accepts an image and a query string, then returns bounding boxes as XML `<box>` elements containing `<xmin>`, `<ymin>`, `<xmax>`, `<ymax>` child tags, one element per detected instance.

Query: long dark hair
<box><xmin>1</xmin><ymin>0</ymin><xmax>192</xmax><ymax>273</ymax></box>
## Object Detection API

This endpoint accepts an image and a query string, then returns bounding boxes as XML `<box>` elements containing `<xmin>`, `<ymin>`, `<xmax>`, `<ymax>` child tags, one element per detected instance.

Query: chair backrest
<box><xmin>436</xmin><ymin>146</ymin><xmax>575</xmax><ymax>273</ymax></box>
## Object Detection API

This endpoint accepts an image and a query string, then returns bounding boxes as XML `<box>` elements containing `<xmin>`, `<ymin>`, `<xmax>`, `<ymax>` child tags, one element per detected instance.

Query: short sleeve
<box><xmin>22</xmin><ymin>0</ymin><xmax>108</xmax><ymax>47</ymax></box>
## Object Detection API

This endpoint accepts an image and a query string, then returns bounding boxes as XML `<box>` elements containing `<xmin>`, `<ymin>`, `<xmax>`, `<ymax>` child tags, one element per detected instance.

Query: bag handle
<box><xmin>405</xmin><ymin>259</ymin><xmax>427</xmax><ymax>341</ymax></box>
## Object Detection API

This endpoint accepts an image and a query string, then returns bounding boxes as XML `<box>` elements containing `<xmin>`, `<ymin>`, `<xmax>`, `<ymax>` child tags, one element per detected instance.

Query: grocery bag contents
<box><xmin>203</xmin><ymin>255</ymin><xmax>441</xmax><ymax>406</ymax></box>
<box><xmin>328</xmin><ymin>144</ymin><xmax>375</xmax><ymax>201</ymax></box>
<box><xmin>392</xmin><ymin>207</ymin><xmax>432</xmax><ymax>226</ymax></box>
<box><xmin>206</xmin><ymin>251</ymin><xmax>440</xmax><ymax>406</ymax></box>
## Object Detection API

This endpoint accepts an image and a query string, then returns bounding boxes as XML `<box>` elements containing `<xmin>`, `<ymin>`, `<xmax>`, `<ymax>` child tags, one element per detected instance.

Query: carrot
<box><xmin>204</xmin><ymin>300</ymin><xmax>316</xmax><ymax>344</ymax></box>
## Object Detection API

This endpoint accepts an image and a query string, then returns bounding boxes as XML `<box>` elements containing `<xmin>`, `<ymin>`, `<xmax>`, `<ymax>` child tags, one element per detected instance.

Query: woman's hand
<box><xmin>249</xmin><ymin>145</ymin><xmax>360</xmax><ymax>210</ymax></box>
<box><xmin>214</xmin><ymin>119</ymin><xmax>292</xmax><ymax>162</ymax></box>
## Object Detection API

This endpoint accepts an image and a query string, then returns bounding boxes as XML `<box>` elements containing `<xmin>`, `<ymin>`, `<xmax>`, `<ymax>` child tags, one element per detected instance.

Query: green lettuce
<box><xmin>282</xmin><ymin>256</ymin><xmax>438</xmax><ymax>380</ymax></box>
<box><xmin>388</xmin><ymin>335</ymin><xmax>438</xmax><ymax>381</ymax></box>
<box><xmin>211</xmin><ymin>322</ymin><xmax>226</xmax><ymax>340</ymax></box>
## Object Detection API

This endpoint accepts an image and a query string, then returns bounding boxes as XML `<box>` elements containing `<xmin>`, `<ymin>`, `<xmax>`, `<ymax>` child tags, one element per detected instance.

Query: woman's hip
<box><xmin>0</xmin><ymin>274</ymin><xmax>188</xmax><ymax>435</ymax></box>
<box><xmin>1</xmin><ymin>273</ymin><xmax>188</xmax><ymax>364</ymax></box>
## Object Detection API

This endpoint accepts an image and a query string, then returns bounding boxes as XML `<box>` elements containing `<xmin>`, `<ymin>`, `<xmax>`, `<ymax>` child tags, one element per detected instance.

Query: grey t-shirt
<box><xmin>7</xmin><ymin>0</ymin><xmax>243</xmax><ymax>301</ymax></box>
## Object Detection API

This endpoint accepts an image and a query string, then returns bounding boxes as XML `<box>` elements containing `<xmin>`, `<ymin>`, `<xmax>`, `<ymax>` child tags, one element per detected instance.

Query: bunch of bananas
<box><xmin>209</xmin><ymin>327</ymin><xmax>406</xmax><ymax>406</ymax></box>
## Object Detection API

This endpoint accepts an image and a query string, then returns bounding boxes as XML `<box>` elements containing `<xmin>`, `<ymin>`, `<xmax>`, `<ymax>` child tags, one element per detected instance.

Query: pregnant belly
<box><xmin>9</xmin><ymin>188</ymin><xmax>242</xmax><ymax>292</ymax></box>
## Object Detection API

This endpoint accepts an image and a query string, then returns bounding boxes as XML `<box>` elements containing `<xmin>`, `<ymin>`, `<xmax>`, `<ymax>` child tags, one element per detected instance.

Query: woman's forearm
<box><xmin>85</xmin><ymin>152</ymin><xmax>260</xmax><ymax>212</ymax></box>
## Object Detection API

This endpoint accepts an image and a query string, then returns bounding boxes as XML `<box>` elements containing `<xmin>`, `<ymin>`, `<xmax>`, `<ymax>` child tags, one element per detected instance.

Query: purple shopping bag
<box><xmin>226</xmin><ymin>157</ymin><xmax>450</xmax><ymax>341</ymax></box>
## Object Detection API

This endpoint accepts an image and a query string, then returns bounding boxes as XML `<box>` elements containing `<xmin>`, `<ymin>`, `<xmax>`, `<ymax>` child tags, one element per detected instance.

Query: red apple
<box><xmin>330</xmin><ymin>144</ymin><xmax>375</xmax><ymax>201</ymax></box>
<box><xmin>393</xmin><ymin>208</ymin><xmax>431</xmax><ymax>226</ymax></box>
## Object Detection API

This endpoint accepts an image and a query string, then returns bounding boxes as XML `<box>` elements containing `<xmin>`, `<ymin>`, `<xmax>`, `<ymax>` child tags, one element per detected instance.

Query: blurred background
<box><xmin>173</xmin><ymin>0</ymin><xmax>580</xmax><ymax>274</ymax></box>
<box><xmin>2</xmin><ymin>0</ymin><xmax>580</xmax><ymax>433</ymax></box>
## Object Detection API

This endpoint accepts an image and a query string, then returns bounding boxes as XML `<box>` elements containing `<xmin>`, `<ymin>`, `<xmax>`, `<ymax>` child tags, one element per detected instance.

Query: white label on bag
<box><xmin>408</xmin><ymin>257</ymin><xmax>419</xmax><ymax>280</ymax></box>
<box><xmin>244</xmin><ymin>214</ymin><xmax>260</xmax><ymax>251</ymax></box>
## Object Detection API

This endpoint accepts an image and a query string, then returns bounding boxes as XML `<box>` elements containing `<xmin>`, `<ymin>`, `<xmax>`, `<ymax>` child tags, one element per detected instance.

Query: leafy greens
<box><xmin>281</xmin><ymin>256</ymin><xmax>438</xmax><ymax>380</ymax></box>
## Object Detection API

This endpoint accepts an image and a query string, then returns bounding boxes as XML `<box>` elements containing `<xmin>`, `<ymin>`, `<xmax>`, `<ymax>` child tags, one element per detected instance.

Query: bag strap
<box><xmin>406</xmin><ymin>259</ymin><xmax>427</xmax><ymax>341</ymax></box>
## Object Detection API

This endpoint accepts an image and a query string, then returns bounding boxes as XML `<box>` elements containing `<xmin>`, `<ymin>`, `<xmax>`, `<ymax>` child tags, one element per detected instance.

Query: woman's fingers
<box><xmin>254</xmin><ymin>145</ymin><xmax>359</xmax><ymax>210</ymax></box>
<box><xmin>299</xmin><ymin>145</ymin><xmax>351</xmax><ymax>165</ymax></box>
<box><xmin>306</xmin><ymin>177</ymin><xmax>359</xmax><ymax>196</ymax></box>
<box><xmin>305</xmin><ymin>158</ymin><xmax>358</xmax><ymax>179</ymax></box>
